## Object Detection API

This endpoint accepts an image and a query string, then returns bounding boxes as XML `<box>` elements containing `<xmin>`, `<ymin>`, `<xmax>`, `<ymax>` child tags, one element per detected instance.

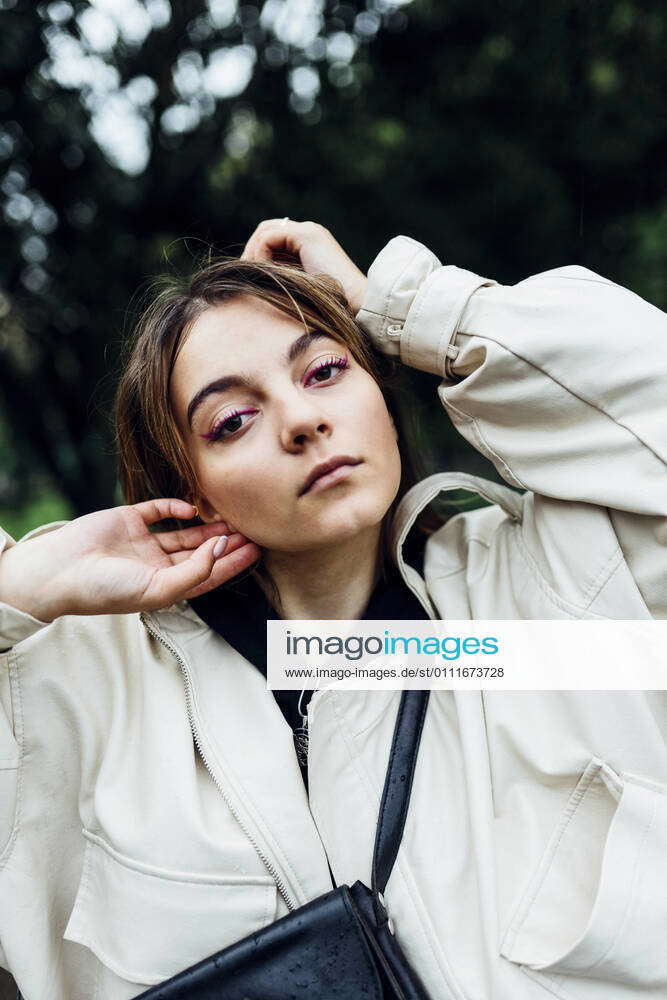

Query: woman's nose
<box><xmin>278</xmin><ymin>395</ymin><xmax>333</xmax><ymax>451</ymax></box>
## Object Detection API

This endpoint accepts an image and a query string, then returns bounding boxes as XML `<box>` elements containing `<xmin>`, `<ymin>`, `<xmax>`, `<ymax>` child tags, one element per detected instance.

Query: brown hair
<box><xmin>115</xmin><ymin>257</ymin><xmax>436</xmax><ymax>602</ymax></box>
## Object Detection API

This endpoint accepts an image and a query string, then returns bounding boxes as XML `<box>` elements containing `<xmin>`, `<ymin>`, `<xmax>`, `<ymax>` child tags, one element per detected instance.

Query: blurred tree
<box><xmin>0</xmin><ymin>0</ymin><xmax>666</xmax><ymax>526</ymax></box>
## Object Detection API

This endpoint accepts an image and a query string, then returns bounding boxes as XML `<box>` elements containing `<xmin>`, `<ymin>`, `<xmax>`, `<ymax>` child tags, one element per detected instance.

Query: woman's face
<box><xmin>170</xmin><ymin>294</ymin><xmax>402</xmax><ymax>554</ymax></box>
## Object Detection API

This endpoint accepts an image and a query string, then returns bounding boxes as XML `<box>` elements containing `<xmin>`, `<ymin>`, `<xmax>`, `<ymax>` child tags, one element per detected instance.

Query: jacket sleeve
<box><xmin>0</xmin><ymin>530</ymin><xmax>27</xmax><ymax>865</ymax></box>
<box><xmin>0</xmin><ymin>523</ymin><xmax>65</xmax><ymax>865</ymax></box>
<box><xmin>0</xmin><ymin>527</ymin><xmax>54</xmax><ymax>651</ymax></box>
<box><xmin>356</xmin><ymin>236</ymin><xmax>667</xmax><ymax>614</ymax></box>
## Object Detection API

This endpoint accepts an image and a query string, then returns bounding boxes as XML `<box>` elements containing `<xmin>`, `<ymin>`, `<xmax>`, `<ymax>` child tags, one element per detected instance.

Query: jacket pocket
<box><xmin>64</xmin><ymin>832</ymin><xmax>278</xmax><ymax>992</ymax></box>
<box><xmin>500</xmin><ymin>757</ymin><xmax>667</xmax><ymax>993</ymax></box>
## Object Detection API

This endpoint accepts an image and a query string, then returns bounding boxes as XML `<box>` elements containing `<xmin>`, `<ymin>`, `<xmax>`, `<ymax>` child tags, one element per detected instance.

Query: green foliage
<box><xmin>0</xmin><ymin>0</ymin><xmax>665</xmax><ymax>534</ymax></box>
<box><xmin>0</xmin><ymin>486</ymin><xmax>72</xmax><ymax>541</ymax></box>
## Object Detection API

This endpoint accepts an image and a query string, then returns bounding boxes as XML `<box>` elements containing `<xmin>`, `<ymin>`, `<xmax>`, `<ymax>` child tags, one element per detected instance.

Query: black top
<box><xmin>189</xmin><ymin>557</ymin><xmax>429</xmax><ymax>788</ymax></box>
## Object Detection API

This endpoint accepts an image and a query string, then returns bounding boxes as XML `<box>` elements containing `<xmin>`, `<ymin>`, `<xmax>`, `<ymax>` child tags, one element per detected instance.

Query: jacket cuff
<box><xmin>355</xmin><ymin>236</ymin><xmax>496</xmax><ymax>377</ymax></box>
<box><xmin>0</xmin><ymin>526</ymin><xmax>53</xmax><ymax>649</ymax></box>
<box><xmin>355</xmin><ymin>236</ymin><xmax>442</xmax><ymax>357</ymax></box>
<box><xmin>0</xmin><ymin>601</ymin><xmax>50</xmax><ymax>649</ymax></box>
<box><xmin>401</xmin><ymin>264</ymin><xmax>496</xmax><ymax>376</ymax></box>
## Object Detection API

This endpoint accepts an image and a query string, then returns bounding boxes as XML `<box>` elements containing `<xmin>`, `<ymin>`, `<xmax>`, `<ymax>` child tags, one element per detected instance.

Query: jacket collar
<box><xmin>390</xmin><ymin>471</ymin><xmax>523</xmax><ymax>619</ymax></box>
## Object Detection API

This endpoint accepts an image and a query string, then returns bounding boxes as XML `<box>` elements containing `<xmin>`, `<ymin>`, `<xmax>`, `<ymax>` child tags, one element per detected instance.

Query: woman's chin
<box><xmin>286</xmin><ymin>509</ymin><xmax>389</xmax><ymax>554</ymax></box>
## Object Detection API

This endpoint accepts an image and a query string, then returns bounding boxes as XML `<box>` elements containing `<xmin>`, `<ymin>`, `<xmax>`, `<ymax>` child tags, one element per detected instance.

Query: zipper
<box><xmin>139</xmin><ymin>612</ymin><xmax>298</xmax><ymax>912</ymax></box>
<box><xmin>293</xmin><ymin>689</ymin><xmax>310</xmax><ymax>769</ymax></box>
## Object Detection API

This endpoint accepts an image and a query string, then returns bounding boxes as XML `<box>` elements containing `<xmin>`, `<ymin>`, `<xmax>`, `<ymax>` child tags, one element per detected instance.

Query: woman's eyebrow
<box><xmin>186</xmin><ymin>330</ymin><xmax>334</xmax><ymax>429</ymax></box>
<box><xmin>187</xmin><ymin>373</ymin><xmax>252</xmax><ymax>430</ymax></box>
<box><xmin>285</xmin><ymin>330</ymin><xmax>330</xmax><ymax>364</ymax></box>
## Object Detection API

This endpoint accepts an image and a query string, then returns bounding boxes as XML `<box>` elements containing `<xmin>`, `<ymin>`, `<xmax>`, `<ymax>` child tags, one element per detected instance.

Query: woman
<box><xmin>0</xmin><ymin>220</ymin><xmax>666</xmax><ymax>1000</ymax></box>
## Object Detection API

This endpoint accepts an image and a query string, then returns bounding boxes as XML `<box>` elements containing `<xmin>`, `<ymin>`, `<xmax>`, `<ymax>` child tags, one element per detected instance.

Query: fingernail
<box><xmin>191</xmin><ymin>505</ymin><xmax>199</xmax><ymax>518</ymax></box>
<box><xmin>213</xmin><ymin>535</ymin><xmax>228</xmax><ymax>559</ymax></box>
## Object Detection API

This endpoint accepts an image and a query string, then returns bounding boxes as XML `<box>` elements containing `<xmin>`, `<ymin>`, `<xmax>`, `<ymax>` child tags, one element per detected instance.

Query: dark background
<box><xmin>1</xmin><ymin>0</ymin><xmax>666</xmax><ymax>994</ymax></box>
<box><xmin>2</xmin><ymin>0</ymin><xmax>667</xmax><ymax>541</ymax></box>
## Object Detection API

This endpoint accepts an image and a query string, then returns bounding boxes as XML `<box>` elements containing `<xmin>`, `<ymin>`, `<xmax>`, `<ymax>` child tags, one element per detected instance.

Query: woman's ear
<box><xmin>187</xmin><ymin>492</ymin><xmax>221</xmax><ymax>524</ymax></box>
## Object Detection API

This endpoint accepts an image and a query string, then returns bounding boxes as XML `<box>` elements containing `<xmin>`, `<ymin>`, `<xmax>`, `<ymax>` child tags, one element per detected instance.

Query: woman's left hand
<box><xmin>241</xmin><ymin>219</ymin><xmax>368</xmax><ymax>315</ymax></box>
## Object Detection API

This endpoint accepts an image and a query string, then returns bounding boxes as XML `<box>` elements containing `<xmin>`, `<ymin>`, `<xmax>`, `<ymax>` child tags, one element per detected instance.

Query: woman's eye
<box><xmin>205</xmin><ymin>408</ymin><xmax>256</xmax><ymax>443</ymax></box>
<box><xmin>306</xmin><ymin>356</ymin><xmax>349</xmax><ymax>386</ymax></box>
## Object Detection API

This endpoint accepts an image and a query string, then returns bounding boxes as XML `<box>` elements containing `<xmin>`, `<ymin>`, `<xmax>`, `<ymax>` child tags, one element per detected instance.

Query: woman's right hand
<box><xmin>0</xmin><ymin>499</ymin><xmax>261</xmax><ymax>623</ymax></box>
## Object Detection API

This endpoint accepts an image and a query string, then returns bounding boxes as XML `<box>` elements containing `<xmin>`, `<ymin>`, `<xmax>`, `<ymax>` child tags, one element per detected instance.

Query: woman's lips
<box><xmin>302</xmin><ymin>461</ymin><xmax>361</xmax><ymax>496</ymax></box>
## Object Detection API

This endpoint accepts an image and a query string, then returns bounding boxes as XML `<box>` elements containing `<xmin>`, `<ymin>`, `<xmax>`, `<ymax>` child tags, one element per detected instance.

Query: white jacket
<box><xmin>1</xmin><ymin>236</ymin><xmax>666</xmax><ymax>1000</ymax></box>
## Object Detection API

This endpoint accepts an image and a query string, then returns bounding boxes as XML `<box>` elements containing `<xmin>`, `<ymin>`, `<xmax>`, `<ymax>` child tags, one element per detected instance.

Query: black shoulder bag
<box><xmin>138</xmin><ymin>690</ymin><xmax>432</xmax><ymax>1000</ymax></box>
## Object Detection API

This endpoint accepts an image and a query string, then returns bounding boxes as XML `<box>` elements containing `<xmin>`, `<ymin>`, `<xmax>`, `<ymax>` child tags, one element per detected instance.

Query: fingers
<box><xmin>242</xmin><ymin>218</ymin><xmax>291</xmax><ymax>255</ymax></box>
<box><xmin>242</xmin><ymin>228</ymin><xmax>291</xmax><ymax>262</ymax></box>
<box><xmin>133</xmin><ymin>498</ymin><xmax>199</xmax><ymax>526</ymax></box>
<box><xmin>144</xmin><ymin>535</ymin><xmax>220</xmax><ymax>607</ymax></box>
<box><xmin>166</xmin><ymin>530</ymin><xmax>247</xmax><ymax>564</ymax></box>
<box><xmin>242</xmin><ymin>218</ymin><xmax>308</xmax><ymax>262</ymax></box>
<box><xmin>155</xmin><ymin>520</ymin><xmax>232</xmax><ymax>555</ymax></box>
<box><xmin>183</xmin><ymin>542</ymin><xmax>262</xmax><ymax>600</ymax></box>
<box><xmin>145</xmin><ymin>536</ymin><xmax>261</xmax><ymax>608</ymax></box>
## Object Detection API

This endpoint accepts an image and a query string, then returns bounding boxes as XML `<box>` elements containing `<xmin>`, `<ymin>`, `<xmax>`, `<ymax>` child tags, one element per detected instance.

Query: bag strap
<box><xmin>371</xmin><ymin>690</ymin><xmax>430</xmax><ymax>920</ymax></box>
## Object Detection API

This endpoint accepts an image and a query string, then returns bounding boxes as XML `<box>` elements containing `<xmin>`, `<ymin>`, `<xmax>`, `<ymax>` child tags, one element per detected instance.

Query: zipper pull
<box><xmin>293</xmin><ymin>689</ymin><xmax>309</xmax><ymax>768</ymax></box>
